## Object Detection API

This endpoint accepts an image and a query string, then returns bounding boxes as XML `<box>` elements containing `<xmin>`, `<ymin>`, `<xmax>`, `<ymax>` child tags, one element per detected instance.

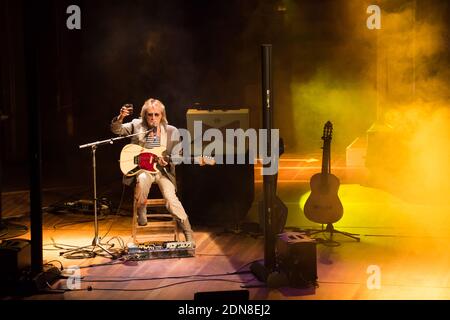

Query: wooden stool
<box><xmin>132</xmin><ymin>197</ymin><xmax>179</xmax><ymax>243</ymax></box>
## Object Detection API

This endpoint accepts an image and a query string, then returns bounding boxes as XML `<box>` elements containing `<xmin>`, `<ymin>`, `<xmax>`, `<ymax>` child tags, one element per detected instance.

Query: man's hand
<box><xmin>118</xmin><ymin>104</ymin><xmax>133</xmax><ymax>121</ymax></box>
<box><xmin>157</xmin><ymin>157</ymin><xmax>168</xmax><ymax>167</ymax></box>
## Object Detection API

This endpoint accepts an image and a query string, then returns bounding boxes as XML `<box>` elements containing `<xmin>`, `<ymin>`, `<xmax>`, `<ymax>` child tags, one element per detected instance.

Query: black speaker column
<box><xmin>261</xmin><ymin>44</ymin><xmax>276</xmax><ymax>270</ymax></box>
<box><xmin>19</xmin><ymin>2</ymin><xmax>62</xmax><ymax>293</ymax></box>
<box><xmin>250</xmin><ymin>44</ymin><xmax>284</xmax><ymax>285</ymax></box>
<box><xmin>24</xmin><ymin>1</ymin><xmax>43</xmax><ymax>275</ymax></box>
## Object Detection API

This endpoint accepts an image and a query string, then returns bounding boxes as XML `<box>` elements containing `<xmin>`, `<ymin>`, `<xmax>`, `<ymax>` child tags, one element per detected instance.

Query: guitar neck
<box><xmin>321</xmin><ymin>140</ymin><xmax>331</xmax><ymax>174</ymax></box>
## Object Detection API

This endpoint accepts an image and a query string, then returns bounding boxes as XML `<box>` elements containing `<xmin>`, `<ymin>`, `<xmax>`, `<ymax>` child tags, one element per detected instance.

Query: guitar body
<box><xmin>304</xmin><ymin>173</ymin><xmax>343</xmax><ymax>224</ymax></box>
<box><xmin>119</xmin><ymin>144</ymin><xmax>216</xmax><ymax>177</ymax></box>
<box><xmin>119</xmin><ymin>144</ymin><xmax>165</xmax><ymax>176</ymax></box>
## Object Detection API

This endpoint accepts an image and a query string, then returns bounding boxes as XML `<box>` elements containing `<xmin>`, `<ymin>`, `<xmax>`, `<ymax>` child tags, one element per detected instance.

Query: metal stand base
<box><xmin>60</xmin><ymin>236</ymin><xmax>117</xmax><ymax>259</ymax></box>
<box><xmin>216</xmin><ymin>221</ymin><xmax>262</xmax><ymax>239</ymax></box>
<box><xmin>308</xmin><ymin>223</ymin><xmax>360</xmax><ymax>243</ymax></box>
<box><xmin>249</xmin><ymin>261</ymin><xmax>290</xmax><ymax>288</ymax></box>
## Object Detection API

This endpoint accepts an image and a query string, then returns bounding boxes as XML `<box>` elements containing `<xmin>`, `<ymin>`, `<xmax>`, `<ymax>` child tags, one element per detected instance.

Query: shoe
<box><xmin>179</xmin><ymin>218</ymin><xmax>195</xmax><ymax>243</ymax></box>
<box><xmin>138</xmin><ymin>219</ymin><xmax>147</xmax><ymax>227</ymax></box>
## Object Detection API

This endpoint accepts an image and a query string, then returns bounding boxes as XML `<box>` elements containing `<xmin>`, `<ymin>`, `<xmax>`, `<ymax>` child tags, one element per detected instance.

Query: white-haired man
<box><xmin>111</xmin><ymin>98</ymin><xmax>194</xmax><ymax>242</ymax></box>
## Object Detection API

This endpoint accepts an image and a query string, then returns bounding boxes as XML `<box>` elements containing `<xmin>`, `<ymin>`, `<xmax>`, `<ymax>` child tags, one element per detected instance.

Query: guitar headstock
<box><xmin>322</xmin><ymin>121</ymin><xmax>333</xmax><ymax>142</ymax></box>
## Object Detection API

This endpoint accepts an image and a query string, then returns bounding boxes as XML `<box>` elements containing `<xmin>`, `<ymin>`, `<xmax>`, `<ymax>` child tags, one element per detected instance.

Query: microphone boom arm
<box><xmin>79</xmin><ymin>130</ymin><xmax>151</xmax><ymax>149</ymax></box>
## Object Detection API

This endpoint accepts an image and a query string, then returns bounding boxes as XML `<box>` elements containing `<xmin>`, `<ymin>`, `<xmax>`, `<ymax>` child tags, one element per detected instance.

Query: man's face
<box><xmin>146</xmin><ymin>106</ymin><xmax>162</xmax><ymax>127</ymax></box>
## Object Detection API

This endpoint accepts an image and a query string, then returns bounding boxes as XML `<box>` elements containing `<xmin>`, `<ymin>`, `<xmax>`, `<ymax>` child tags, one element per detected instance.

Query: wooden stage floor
<box><xmin>1</xmin><ymin>154</ymin><xmax>449</xmax><ymax>300</ymax></box>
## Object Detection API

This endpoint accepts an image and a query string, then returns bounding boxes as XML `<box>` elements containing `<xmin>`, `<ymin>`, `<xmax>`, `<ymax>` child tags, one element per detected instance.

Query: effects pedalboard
<box><xmin>125</xmin><ymin>241</ymin><xmax>195</xmax><ymax>260</ymax></box>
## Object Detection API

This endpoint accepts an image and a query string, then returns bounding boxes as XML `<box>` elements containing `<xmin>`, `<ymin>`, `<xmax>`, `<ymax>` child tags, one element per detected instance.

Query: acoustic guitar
<box><xmin>304</xmin><ymin>121</ymin><xmax>343</xmax><ymax>224</ymax></box>
<box><xmin>119</xmin><ymin>144</ymin><xmax>215</xmax><ymax>176</ymax></box>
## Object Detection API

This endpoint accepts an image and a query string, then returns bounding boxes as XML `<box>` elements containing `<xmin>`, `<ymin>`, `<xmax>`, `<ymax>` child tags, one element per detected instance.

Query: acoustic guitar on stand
<box><xmin>119</xmin><ymin>144</ymin><xmax>215</xmax><ymax>177</ymax></box>
<box><xmin>304</xmin><ymin>121</ymin><xmax>343</xmax><ymax>224</ymax></box>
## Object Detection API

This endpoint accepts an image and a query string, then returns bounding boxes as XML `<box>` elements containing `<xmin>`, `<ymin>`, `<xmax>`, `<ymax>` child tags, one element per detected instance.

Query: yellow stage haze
<box><xmin>283</xmin><ymin>0</ymin><xmax>449</xmax><ymax>204</ymax></box>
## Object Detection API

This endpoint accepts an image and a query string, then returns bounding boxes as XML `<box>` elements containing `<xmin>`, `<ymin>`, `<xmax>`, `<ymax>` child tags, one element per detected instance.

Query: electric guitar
<box><xmin>304</xmin><ymin>121</ymin><xmax>344</xmax><ymax>224</ymax></box>
<box><xmin>119</xmin><ymin>144</ymin><xmax>215</xmax><ymax>176</ymax></box>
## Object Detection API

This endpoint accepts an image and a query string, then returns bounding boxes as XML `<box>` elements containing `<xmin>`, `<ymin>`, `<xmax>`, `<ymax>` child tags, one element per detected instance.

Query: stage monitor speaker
<box><xmin>0</xmin><ymin>239</ymin><xmax>31</xmax><ymax>282</ymax></box>
<box><xmin>194</xmin><ymin>289</ymin><xmax>249</xmax><ymax>301</ymax></box>
<box><xmin>276</xmin><ymin>232</ymin><xmax>317</xmax><ymax>288</ymax></box>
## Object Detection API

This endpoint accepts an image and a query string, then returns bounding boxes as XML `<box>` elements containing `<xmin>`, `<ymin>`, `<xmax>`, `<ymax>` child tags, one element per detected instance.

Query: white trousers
<box><xmin>135</xmin><ymin>171</ymin><xmax>188</xmax><ymax>221</ymax></box>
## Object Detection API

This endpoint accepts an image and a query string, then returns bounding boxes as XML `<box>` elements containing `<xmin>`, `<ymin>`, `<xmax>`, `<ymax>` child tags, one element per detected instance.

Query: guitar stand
<box><xmin>308</xmin><ymin>223</ymin><xmax>360</xmax><ymax>245</ymax></box>
<box><xmin>217</xmin><ymin>221</ymin><xmax>262</xmax><ymax>239</ymax></box>
<box><xmin>215</xmin><ymin>204</ymin><xmax>262</xmax><ymax>238</ymax></box>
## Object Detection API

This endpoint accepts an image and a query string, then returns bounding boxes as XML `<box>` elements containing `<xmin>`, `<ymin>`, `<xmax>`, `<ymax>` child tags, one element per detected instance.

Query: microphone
<box><xmin>144</xmin><ymin>125</ymin><xmax>157</xmax><ymax>138</ymax></box>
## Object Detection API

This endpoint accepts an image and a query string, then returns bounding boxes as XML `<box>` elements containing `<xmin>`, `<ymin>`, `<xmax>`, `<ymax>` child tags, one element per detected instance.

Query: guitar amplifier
<box><xmin>276</xmin><ymin>232</ymin><xmax>318</xmax><ymax>288</ymax></box>
<box><xmin>186</xmin><ymin>108</ymin><xmax>250</xmax><ymax>156</ymax></box>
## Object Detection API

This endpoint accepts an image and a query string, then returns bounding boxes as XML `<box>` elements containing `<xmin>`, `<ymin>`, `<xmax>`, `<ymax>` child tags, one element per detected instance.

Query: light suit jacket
<box><xmin>111</xmin><ymin>117</ymin><xmax>180</xmax><ymax>189</ymax></box>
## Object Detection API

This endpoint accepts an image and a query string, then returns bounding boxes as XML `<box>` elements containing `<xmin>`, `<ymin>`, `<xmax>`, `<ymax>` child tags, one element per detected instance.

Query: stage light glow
<box><xmin>295</xmin><ymin>184</ymin><xmax>450</xmax><ymax>237</ymax></box>
<box><xmin>282</xmin><ymin>0</ymin><xmax>450</xmax><ymax>205</ymax></box>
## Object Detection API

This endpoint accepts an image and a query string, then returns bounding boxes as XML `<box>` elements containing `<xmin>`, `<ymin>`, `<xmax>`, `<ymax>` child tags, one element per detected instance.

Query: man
<box><xmin>111</xmin><ymin>98</ymin><xmax>194</xmax><ymax>243</ymax></box>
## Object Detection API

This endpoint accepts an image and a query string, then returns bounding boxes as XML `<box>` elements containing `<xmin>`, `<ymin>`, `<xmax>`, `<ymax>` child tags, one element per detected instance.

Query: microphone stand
<box><xmin>62</xmin><ymin>130</ymin><xmax>150</xmax><ymax>259</ymax></box>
